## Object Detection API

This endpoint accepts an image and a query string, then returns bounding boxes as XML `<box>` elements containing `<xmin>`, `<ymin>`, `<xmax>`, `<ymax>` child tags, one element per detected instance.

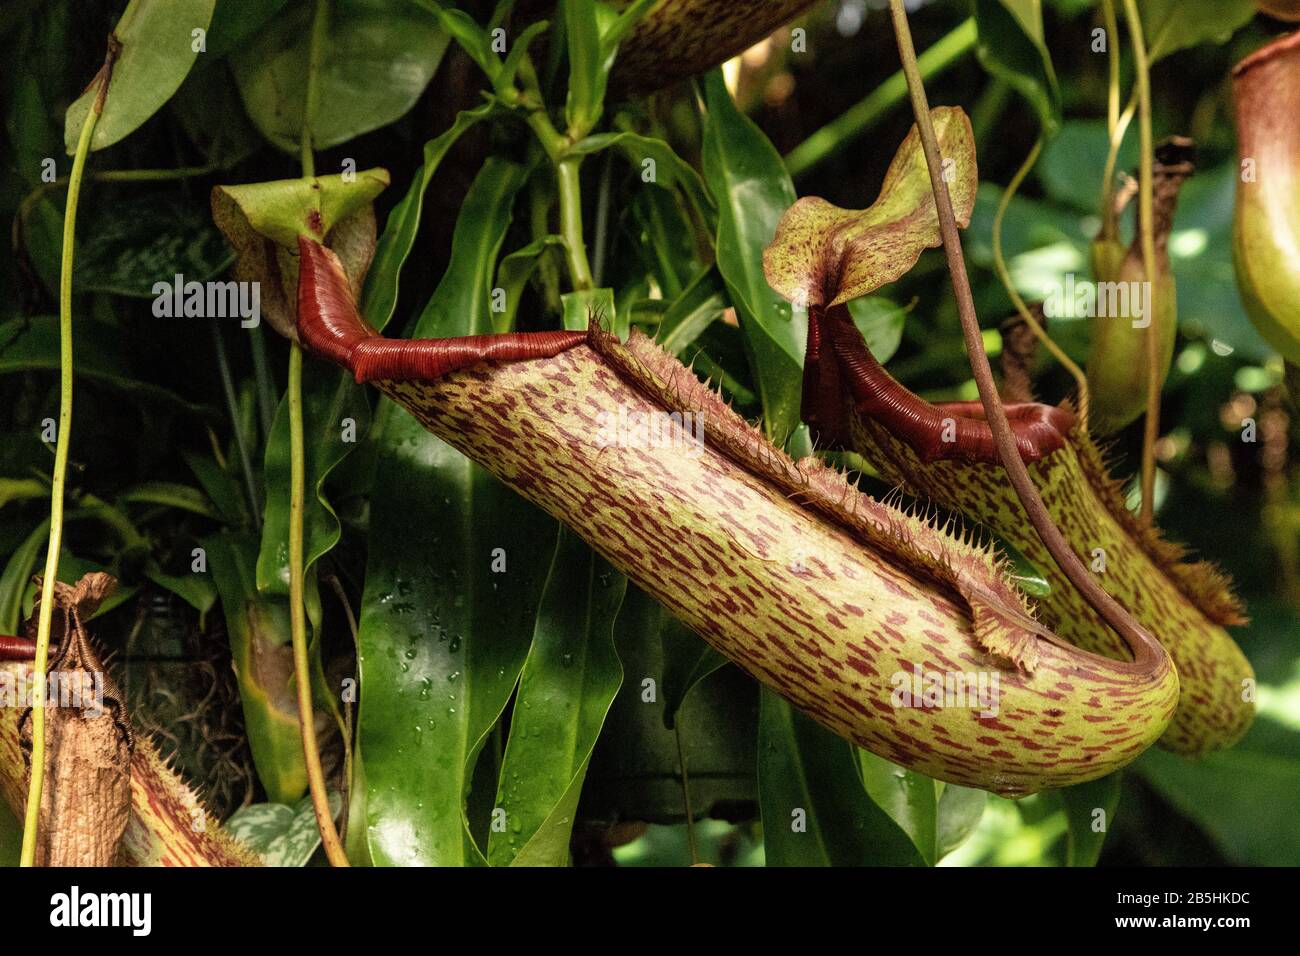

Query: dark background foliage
<box><xmin>0</xmin><ymin>0</ymin><xmax>1296</xmax><ymax>866</ymax></box>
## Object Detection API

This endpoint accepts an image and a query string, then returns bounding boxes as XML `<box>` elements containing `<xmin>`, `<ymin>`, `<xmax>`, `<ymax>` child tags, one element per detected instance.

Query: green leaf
<box><xmin>562</xmin><ymin>0</ymin><xmax>605</xmax><ymax>135</ymax></box>
<box><xmin>0</xmin><ymin>478</ymin><xmax>48</xmax><ymax>511</ymax></box>
<box><xmin>971</xmin><ymin>0</ymin><xmax>1060</xmax><ymax>134</ymax></box>
<box><xmin>74</xmin><ymin>194</ymin><xmax>233</xmax><ymax>298</ymax></box>
<box><xmin>232</xmin><ymin>0</ymin><xmax>449</xmax><ymax>152</ymax></box>
<box><xmin>856</xmin><ymin>750</ymin><xmax>939</xmax><ymax>865</ymax></box>
<box><xmin>226</xmin><ymin>792</ymin><xmax>342</xmax><ymax>866</ymax></box>
<box><xmin>1136</xmin><ymin>746</ymin><xmax>1300</xmax><ymax>866</ymax></box>
<box><xmin>630</xmin><ymin>187</ymin><xmax>699</xmax><ymax>300</ymax></box>
<box><xmin>206</xmin><ymin>531</ymin><xmax>306</xmax><ymax>803</ymax></box>
<box><xmin>936</xmin><ymin>783</ymin><xmax>987</xmax><ymax>859</ymax></box>
<box><xmin>118</xmin><ymin>481</ymin><xmax>218</xmax><ymax>521</ymax></box>
<box><xmin>700</xmin><ymin>70</ymin><xmax>803</xmax><ymax>441</ymax></box>
<box><xmin>658</xmin><ymin>617</ymin><xmax>727</xmax><ymax>729</ymax></box>
<box><xmin>0</xmin><ymin>316</ymin><xmax>211</xmax><ymax>418</ymax></box>
<box><xmin>498</xmin><ymin>19</ymin><xmax>550</xmax><ymax>91</ymax></box>
<box><xmin>204</xmin><ymin>0</ymin><xmax>291</xmax><ymax>59</ymax></box>
<box><xmin>353</xmin><ymin>158</ymin><xmax>552</xmax><ymax>866</ymax></box>
<box><xmin>1139</xmin><ymin>0</ymin><xmax>1256</xmax><ymax>64</ymax></box>
<box><xmin>561</xmin><ymin>287</ymin><xmax>624</xmax><ymax>339</ymax></box>
<box><xmin>0</xmin><ymin>521</ymin><xmax>50</xmax><ymax>634</ymax></box>
<box><xmin>413</xmin><ymin>0</ymin><xmax>500</xmax><ymax>82</ymax></box>
<box><xmin>656</xmin><ymin>266</ymin><xmax>728</xmax><ymax>356</ymax></box>
<box><xmin>493</xmin><ymin>235</ymin><xmax>566</xmax><ymax>334</ymax></box>
<box><xmin>846</xmin><ymin>296</ymin><xmax>906</xmax><ymax>365</ymax></box>
<box><xmin>256</xmin><ymin>364</ymin><xmax>371</xmax><ymax>596</ymax></box>
<box><xmin>1038</xmin><ymin>120</ymin><xmax>1137</xmax><ymax>214</ymax></box>
<box><xmin>64</xmin><ymin>0</ymin><xmax>216</xmax><ymax>153</ymax></box>
<box><xmin>562</xmin><ymin>0</ymin><xmax>658</xmax><ymax>135</ymax></box>
<box><xmin>182</xmin><ymin>450</ymin><xmax>250</xmax><ymax>528</ymax></box>
<box><xmin>1058</xmin><ymin>772</ymin><xmax>1121</xmax><ymax>866</ymax></box>
<box><xmin>143</xmin><ymin>561</ymin><xmax>217</xmax><ymax>618</ymax></box>
<box><xmin>171</xmin><ymin>57</ymin><xmax>263</xmax><ymax>170</ymax></box>
<box><xmin>489</xmin><ymin>528</ymin><xmax>628</xmax><ymax>866</ymax></box>
<box><xmin>764</xmin><ymin>106</ymin><xmax>978</xmax><ymax>308</ymax></box>
<box><xmin>361</xmin><ymin>104</ymin><xmax>502</xmax><ymax>331</ymax></box>
<box><xmin>568</xmin><ymin>130</ymin><xmax>718</xmax><ymax>233</ymax></box>
<box><xmin>758</xmin><ymin>692</ymin><xmax>925</xmax><ymax>866</ymax></box>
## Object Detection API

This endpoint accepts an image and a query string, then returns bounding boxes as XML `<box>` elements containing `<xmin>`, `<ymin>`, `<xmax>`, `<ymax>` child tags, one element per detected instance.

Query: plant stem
<box><xmin>991</xmin><ymin>136</ymin><xmax>1091</xmax><ymax>430</ymax></box>
<box><xmin>785</xmin><ymin>17</ymin><xmax>977</xmax><ymax>179</ymax></box>
<box><xmin>294</xmin><ymin>0</ymin><xmax>349</xmax><ymax>868</ymax></box>
<box><xmin>1102</xmin><ymin>0</ymin><xmax>1121</xmax><ymax>140</ymax></box>
<box><xmin>1100</xmin><ymin>96</ymin><xmax>1137</xmax><ymax>234</ymax></box>
<box><xmin>1097</xmin><ymin>0</ymin><xmax>1130</xmax><ymax>241</ymax></box>
<box><xmin>20</xmin><ymin>40</ymin><xmax>116</xmax><ymax>868</ymax></box>
<box><xmin>519</xmin><ymin>55</ymin><xmax>596</xmax><ymax>291</ymax></box>
<box><xmin>674</xmin><ymin>723</ymin><xmax>698</xmax><ymax>865</ymax></box>
<box><xmin>555</xmin><ymin>155</ymin><xmax>594</xmax><ymax>290</ymax></box>
<box><xmin>300</xmin><ymin>0</ymin><xmax>330</xmax><ymax>180</ymax></box>
<box><xmin>1121</xmin><ymin>0</ymin><xmax>1160</xmax><ymax>525</ymax></box>
<box><xmin>886</xmin><ymin>0</ymin><xmax>1164</xmax><ymax>672</ymax></box>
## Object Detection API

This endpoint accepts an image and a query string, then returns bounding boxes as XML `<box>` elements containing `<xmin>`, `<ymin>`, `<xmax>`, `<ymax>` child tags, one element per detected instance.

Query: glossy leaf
<box><xmin>1137</xmin><ymin>745</ymin><xmax>1300</xmax><ymax>866</ymax></box>
<box><xmin>562</xmin><ymin>287</ymin><xmax>625</xmax><ymax>339</ymax></box>
<box><xmin>561</xmin><ymin>0</ymin><xmax>655</xmax><ymax>135</ymax></box>
<box><xmin>64</xmin><ymin>0</ymin><xmax>216</xmax><ymax>153</ymax></box>
<box><xmin>232</xmin><ymin>0</ymin><xmax>448</xmax><ymax>152</ymax></box>
<box><xmin>659</xmin><ymin>616</ymin><xmax>727</xmax><ymax>729</ymax></box>
<box><xmin>144</xmin><ymin>562</ymin><xmax>217</xmax><ymax>618</ymax></box>
<box><xmin>353</xmin><ymin>158</ymin><xmax>552</xmax><ymax>866</ymax></box>
<box><xmin>75</xmin><ymin>194</ymin><xmax>233</xmax><ymax>298</ymax></box>
<box><xmin>361</xmin><ymin>104</ymin><xmax>502</xmax><ymax>331</ymax></box>
<box><xmin>1058</xmin><ymin>772</ymin><xmax>1122</xmax><ymax>866</ymax></box>
<box><xmin>414</xmin><ymin>0</ymin><xmax>500</xmax><ymax>82</ymax></box>
<box><xmin>1140</xmin><ymin>0</ymin><xmax>1256</xmax><ymax>64</ymax></box>
<box><xmin>857</xmin><ymin>750</ymin><xmax>939</xmax><ymax>865</ymax></box>
<box><xmin>971</xmin><ymin>0</ymin><xmax>1060</xmax><ymax>134</ymax></box>
<box><xmin>936</xmin><ymin>784</ymin><xmax>987</xmax><ymax>859</ymax></box>
<box><xmin>568</xmin><ymin>130</ymin><xmax>718</xmax><ymax>233</ymax></box>
<box><xmin>493</xmin><ymin>235</ymin><xmax>565</xmax><ymax>334</ymax></box>
<box><xmin>488</xmin><ymin>529</ymin><xmax>628</xmax><ymax>866</ymax></box>
<box><xmin>226</xmin><ymin>792</ymin><xmax>341</xmax><ymax>866</ymax></box>
<box><xmin>758</xmin><ymin>692</ymin><xmax>925</xmax><ymax>866</ymax></box>
<box><xmin>700</xmin><ymin>70</ymin><xmax>804</xmax><ymax>441</ymax></box>
<box><xmin>763</xmin><ymin>106</ymin><xmax>978</xmax><ymax>308</ymax></box>
<box><xmin>0</xmin><ymin>522</ymin><xmax>49</xmax><ymax>635</ymax></box>
<box><xmin>256</xmin><ymin>363</ymin><xmax>371</xmax><ymax>596</ymax></box>
<box><xmin>206</xmin><ymin>531</ymin><xmax>306</xmax><ymax>803</ymax></box>
<box><xmin>118</xmin><ymin>481</ymin><xmax>218</xmax><ymax>521</ymax></box>
<box><xmin>182</xmin><ymin>449</ymin><xmax>250</xmax><ymax>528</ymax></box>
<box><xmin>656</xmin><ymin>265</ymin><xmax>728</xmax><ymax>356</ymax></box>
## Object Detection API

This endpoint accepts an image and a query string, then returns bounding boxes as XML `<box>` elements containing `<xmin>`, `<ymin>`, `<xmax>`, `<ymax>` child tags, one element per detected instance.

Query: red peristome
<box><xmin>295</xmin><ymin>235</ymin><xmax>585</xmax><ymax>384</ymax></box>
<box><xmin>0</xmin><ymin>634</ymin><xmax>35</xmax><ymax>661</ymax></box>
<box><xmin>806</xmin><ymin>304</ymin><xmax>1073</xmax><ymax>464</ymax></box>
